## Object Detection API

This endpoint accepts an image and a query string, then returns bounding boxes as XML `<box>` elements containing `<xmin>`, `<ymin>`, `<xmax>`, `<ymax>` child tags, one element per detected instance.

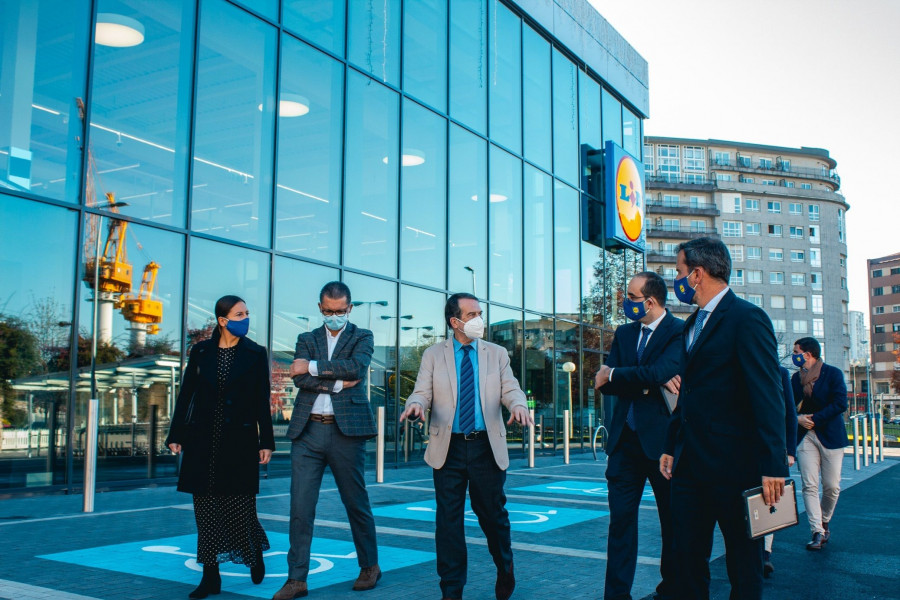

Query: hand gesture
<box><xmin>399</xmin><ymin>403</ymin><xmax>424</xmax><ymax>422</ymax></box>
<box><xmin>289</xmin><ymin>359</ymin><xmax>310</xmax><ymax>377</ymax></box>
<box><xmin>507</xmin><ymin>405</ymin><xmax>534</xmax><ymax>427</ymax></box>
<box><xmin>659</xmin><ymin>453</ymin><xmax>674</xmax><ymax>480</ymax></box>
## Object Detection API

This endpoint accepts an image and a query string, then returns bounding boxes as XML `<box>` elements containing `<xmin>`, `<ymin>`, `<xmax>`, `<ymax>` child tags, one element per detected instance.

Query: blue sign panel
<box><xmin>39</xmin><ymin>533</ymin><xmax>433</xmax><ymax>598</ymax></box>
<box><xmin>604</xmin><ymin>141</ymin><xmax>646</xmax><ymax>252</ymax></box>
<box><xmin>373</xmin><ymin>500</ymin><xmax>607</xmax><ymax>533</ymax></box>
<box><xmin>513</xmin><ymin>480</ymin><xmax>655</xmax><ymax>500</ymax></box>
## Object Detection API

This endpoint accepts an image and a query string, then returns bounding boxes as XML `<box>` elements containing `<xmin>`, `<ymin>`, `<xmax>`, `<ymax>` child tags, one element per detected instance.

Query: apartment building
<box><xmin>867</xmin><ymin>253</ymin><xmax>900</xmax><ymax>396</ymax></box>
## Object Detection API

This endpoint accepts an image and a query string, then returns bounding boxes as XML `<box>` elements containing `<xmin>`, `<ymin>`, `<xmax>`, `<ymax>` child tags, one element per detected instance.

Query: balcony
<box><xmin>708</xmin><ymin>158</ymin><xmax>841</xmax><ymax>188</ymax></box>
<box><xmin>645</xmin><ymin>172</ymin><xmax>716</xmax><ymax>191</ymax></box>
<box><xmin>646</xmin><ymin>200</ymin><xmax>720</xmax><ymax>217</ymax></box>
<box><xmin>646</xmin><ymin>225</ymin><xmax>719</xmax><ymax>240</ymax></box>
<box><xmin>646</xmin><ymin>250</ymin><xmax>677</xmax><ymax>263</ymax></box>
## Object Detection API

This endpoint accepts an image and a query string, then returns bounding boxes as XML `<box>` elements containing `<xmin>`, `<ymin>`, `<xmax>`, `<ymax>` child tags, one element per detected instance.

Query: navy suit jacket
<box><xmin>600</xmin><ymin>310</ymin><xmax>684</xmax><ymax>460</ymax></box>
<box><xmin>288</xmin><ymin>322</ymin><xmax>377</xmax><ymax>439</ymax></box>
<box><xmin>779</xmin><ymin>366</ymin><xmax>798</xmax><ymax>457</ymax></box>
<box><xmin>791</xmin><ymin>362</ymin><xmax>847</xmax><ymax>450</ymax></box>
<box><xmin>663</xmin><ymin>290</ymin><xmax>789</xmax><ymax>486</ymax></box>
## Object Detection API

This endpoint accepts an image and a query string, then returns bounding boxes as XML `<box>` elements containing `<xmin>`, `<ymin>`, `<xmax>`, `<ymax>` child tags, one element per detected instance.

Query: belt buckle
<box><xmin>464</xmin><ymin>431</ymin><xmax>480</xmax><ymax>441</ymax></box>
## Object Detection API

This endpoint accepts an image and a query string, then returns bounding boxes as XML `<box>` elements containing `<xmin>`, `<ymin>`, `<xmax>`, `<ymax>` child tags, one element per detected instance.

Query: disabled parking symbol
<box><xmin>513</xmin><ymin>480</ymin><xmax>656</xmax><ymax>500</ymax></box>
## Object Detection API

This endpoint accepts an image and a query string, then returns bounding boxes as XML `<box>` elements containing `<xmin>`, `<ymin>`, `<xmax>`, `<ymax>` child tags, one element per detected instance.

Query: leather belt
<box><xmin>309</xmin><ymin>413</ymin><xmax>335</xmax><ymax>424</ymax></box>
<box><xmin>451</xmin><ymin>430</ymin><xmax>487</xmax><ymax>441</ymax></box>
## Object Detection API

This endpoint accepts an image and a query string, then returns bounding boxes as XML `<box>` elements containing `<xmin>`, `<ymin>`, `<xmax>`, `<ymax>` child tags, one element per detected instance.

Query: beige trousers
<box><xmin>796</xmin><ymin>431</ymin><xmax>843</xmax><ymax>535</ymax></box>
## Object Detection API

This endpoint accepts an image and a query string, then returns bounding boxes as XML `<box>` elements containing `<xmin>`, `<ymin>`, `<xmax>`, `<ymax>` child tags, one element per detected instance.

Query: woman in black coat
<box><xmin>166</xmin><ymin>295</ymin><xmax>275</xmax><ymax>599</ymax></box>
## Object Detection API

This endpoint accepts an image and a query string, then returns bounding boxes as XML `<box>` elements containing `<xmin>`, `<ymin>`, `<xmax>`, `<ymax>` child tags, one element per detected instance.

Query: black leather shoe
<box><xmin>806</xmin><ymin>532</ymin><xmax>824</xmax><ymax>551</ymax></box>
<box><xmin>822</xmin><ymin>521</ymin><xmax>831</xmax><ymax>543</ymax></box>
<box><xmin>495</xmin><ymin>561</ymin><xmax>515</xmax><ymax>600</ymax></box>
<box><xmin>189</xmin><ymin>565</ymin><xmax>221</xmax><ymax>598</ymax></box>
<box><xmin>251</xmin><ymin>549</ymin><xmax>265</xmax><ymax>584</ymax></box>
<box><xmin>763</xmin><ymin>551</ymin><xmax>774</xmax><ymax>577</ymax></box>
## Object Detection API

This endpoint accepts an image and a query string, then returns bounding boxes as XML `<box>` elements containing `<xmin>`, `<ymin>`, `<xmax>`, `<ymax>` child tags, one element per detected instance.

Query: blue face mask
<box><xmin>225</xmin><ymin>317</ymin><xmax>250</xmax><ymax>337</ymax></box>
<box><xmin>622</xmin><ymin>298</ymin><xmax>647</xmax><ymax>321</ymax></box>
<box><xmin>673</xmin><ymin>270</ymin><xmax>697</xmax><ymax>304</ymax></box>
<box><xmin>323</xmin><ymin>314</ymin><xmax>349</xmax><ymax>331</ymax></box>
<box><xmin>791</xmin><ymin>353</ymin><xmax>806</xmax><ymax>368</ymax></box>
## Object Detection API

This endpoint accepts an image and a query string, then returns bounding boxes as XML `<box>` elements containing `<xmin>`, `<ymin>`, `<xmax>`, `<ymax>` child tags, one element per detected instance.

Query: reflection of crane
<box><xmin>118</xmin><ymin>261</ymin><xmax>163</xmax><ymax>348</ymax></box>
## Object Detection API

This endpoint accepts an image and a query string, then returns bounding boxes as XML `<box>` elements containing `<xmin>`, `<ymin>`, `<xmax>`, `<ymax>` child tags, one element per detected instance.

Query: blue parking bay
<box><xmin>513</xmin><ymin>480</ymin><xmax>655</xmax><ymax>500</ymax></box>
<box><xmin>373</xmin><ymin>500</ymin><xmax>607</xmax><ymax>533</ymax></box>
<box><xmin>39</xmin><ymin>533</ymin><xmax>433</xmax><ymax>598</ymax></box>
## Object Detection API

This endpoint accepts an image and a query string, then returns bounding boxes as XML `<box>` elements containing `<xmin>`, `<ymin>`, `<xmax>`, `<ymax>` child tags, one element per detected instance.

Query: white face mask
<box><xmin>456</xmin><ymin>315</ymin><xmax>485</xmax><ymax>340</ymax></box>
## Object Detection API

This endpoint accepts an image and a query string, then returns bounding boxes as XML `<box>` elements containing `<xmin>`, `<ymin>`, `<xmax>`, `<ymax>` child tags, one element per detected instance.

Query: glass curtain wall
<box><xmin>0</xmin><ymin>0</ymin><xmax>645</xmax><ymax>490</ymax></box>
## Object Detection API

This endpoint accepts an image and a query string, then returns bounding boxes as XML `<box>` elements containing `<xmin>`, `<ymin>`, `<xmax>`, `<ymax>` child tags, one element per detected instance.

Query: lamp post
<box><xmin>464</xmin><ymin>266</ymin><xmax>476</xmax><ymax>296</ymax></box>
<box><xmin>352</xmin><ymin>300</ymin><xmax>389</xmax><ymax>401</ymax></box>
<box><xmin>402</xmin><ymin>325</ymin><xmax>434</xmax><ymax>347</ymax></box>
<box><xmin>850</xmin><ymin>359</ymin><xmax>861</xmax><ymax>414</ymax></box>
<box><xmin>563</xmin><ymin>361</ymin><xmax>576</xmax><ymax>438</ymax></box>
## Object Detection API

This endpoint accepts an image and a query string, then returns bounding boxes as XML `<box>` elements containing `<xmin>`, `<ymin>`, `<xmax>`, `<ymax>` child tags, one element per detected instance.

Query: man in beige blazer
<box><xmin>400</xmin><ymin>293</ymin><xmax>532</xmax><ymax>600</ymax></box>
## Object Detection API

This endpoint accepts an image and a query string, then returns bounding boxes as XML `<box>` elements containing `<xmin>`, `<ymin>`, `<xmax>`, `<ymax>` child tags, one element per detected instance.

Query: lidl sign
<box><xmin>604</xmin><ymin>141</ymin><xmax>646</xmax><ymax>252</ymax></box>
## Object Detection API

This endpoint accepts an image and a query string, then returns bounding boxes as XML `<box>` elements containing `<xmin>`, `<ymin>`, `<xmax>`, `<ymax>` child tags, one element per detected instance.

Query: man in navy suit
<box><xmin>791</xmin><ymin>336</ymin><xmax>847</xmax><ymax>551</ymax></box>
<box><xmin>594</xmin><ymin>271</ymin><xmax>683</xmax><ymax>600</ymax></box>
<box><xmin>660</xmin><ymin>237</ymin><xmax>788</xmax><ymax>600</ymax></box>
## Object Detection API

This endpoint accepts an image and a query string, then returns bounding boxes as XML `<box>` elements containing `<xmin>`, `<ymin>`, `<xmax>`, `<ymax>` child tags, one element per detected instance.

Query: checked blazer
<box><xmin>287</xmin><ymin>322</ymin><xmax>377</xmax><ymax>439</ymax></box>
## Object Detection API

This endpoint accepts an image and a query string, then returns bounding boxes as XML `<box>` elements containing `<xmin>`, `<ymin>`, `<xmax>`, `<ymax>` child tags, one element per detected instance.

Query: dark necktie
<box><xmin>689</xmin><ymin>309</ymin><xmax>709</xmax><ymax>351</ymax></box>
<box><xmin>626</xmin><ymin>326</ymin><xmax>652</xmax><ymax>430</ymax></box>
<box><xmin>458</xmin><ymin>345</ymin><xmax>476</xmax><ymax>434</ymax></box>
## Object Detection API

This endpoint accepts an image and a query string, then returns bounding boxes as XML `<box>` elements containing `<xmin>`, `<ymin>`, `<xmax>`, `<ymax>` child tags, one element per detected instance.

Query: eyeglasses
<box><xmin>321</xmin><ymin>309</ymin><xmax>349</xmax><ymax>317</ymax></box>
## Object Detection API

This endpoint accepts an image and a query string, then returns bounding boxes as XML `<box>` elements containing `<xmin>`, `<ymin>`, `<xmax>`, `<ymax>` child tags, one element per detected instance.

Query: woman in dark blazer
<box><xmin>166</xmin><ymin>295</ymin><xmax>275</xmax><ymax>598</ymax></box>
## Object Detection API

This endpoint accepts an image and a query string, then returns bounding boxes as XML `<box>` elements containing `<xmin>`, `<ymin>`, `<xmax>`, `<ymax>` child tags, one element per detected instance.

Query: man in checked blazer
<box><xmin>594</xmin><ymin>271</ymin><xmax>683</xmax><ymax>600</ymax></box>
<box><xmin>400</xmin><ymin>293</ymin><xmax>533</xmax><ymax>600</ymax></box>
<box><xmin>273</xmin><ymin>282</ymin><xmax>380</xmax><ymax>600</ymax></box>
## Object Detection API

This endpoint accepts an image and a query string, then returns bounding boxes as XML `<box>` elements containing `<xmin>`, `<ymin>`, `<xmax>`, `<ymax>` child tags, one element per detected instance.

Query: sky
<box><xmin>588</xmin><ymin>0</ymin><xmax>900</xmax><ymax>324</ymax></box>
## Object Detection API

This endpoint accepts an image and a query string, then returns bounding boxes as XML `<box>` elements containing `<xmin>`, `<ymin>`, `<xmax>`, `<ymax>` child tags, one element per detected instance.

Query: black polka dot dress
<box><xmin>193</xmin><ymin>345</ymin><xmax>270</xmax><ymax>567</ymax></box>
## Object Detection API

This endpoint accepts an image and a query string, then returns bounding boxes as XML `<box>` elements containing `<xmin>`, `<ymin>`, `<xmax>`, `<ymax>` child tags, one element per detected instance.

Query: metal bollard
<box><xmin>403</xmin><ymin>418</ymin><xmax>409</xmax><ymax>463</ymax></box>
<box><xmin>539</xmin><ymin>415</ymin><xmax>545</xmax><ymax>449</ymax></box>
<box><xmin>83</xmin><ymin>398</ymin><xmax>99</xmax><ymax>513</ymax></box>
<box><xmin>861</xmin><ymin>416</ymin><xmax>869</xmax><ymax>467</ymax></box>
<box><xmin>852</xmin><ymin>416</ymin><xmax>860</xmax><ymax>471</ymax></box>
<box><xmin>878</xmin><ymin>414</ymin><xmax>884</xmax><ymax>462</ymax></box>
<box><xmin>376</xmin><ymin>406</ymin><xmax>385</xmax><ymax>483</ymax></box>
<box><xmin>870</xmin><ymin>414</ymin><xmax>878</xmax><ymax>464</ymax></box>
<box><xmin>563</xmin><ymin>410</ymin><xmax>570</xmax><ymax>465</ymax></box>
<box><xmin>528</xmin><ymin>409</ymin><xmax>535</xmax><ymax>468</ymax></box>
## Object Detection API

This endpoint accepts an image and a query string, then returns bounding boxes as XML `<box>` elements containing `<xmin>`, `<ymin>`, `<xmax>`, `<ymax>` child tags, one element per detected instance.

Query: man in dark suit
<box><xmin>659</xmin><ymin>237</ymin><xmax>788</xmax><ymax>600</ymax></box>
<box><xmin>594</xmin><ymin>271</ymin><xmax>683</xmax><ymax>600</ymax></box>
<box><xmin>273</xmin><ymin>281</ymin><xmax>380</xmax><ymax>600</ymax></box>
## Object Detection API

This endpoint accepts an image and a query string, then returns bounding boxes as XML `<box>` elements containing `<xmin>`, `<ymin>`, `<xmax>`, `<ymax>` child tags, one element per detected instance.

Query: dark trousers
<box><xmin>671</xmin><ymin>472</ymin><xmax>764</xmax><ymax>600</ymax></box>
<box><xmin>433</xmin><ymin>435</ymin><xmax>512</xmax><ymax>599</ymax></box>
<box><xmin>287</xmin><ymin>421</ymin><xmax>378</xmax><ymax>580</ymax></box>
<box><xmin>605</xmin><ymin>426</ymin><xmax>676</xmax><ymax>600</ymax></box>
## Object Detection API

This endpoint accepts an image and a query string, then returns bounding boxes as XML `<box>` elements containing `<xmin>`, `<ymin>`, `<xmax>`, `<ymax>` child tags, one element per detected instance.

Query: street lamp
<box><xmin>402</xmin><ymin>325</ymin><xmax>434</xmax><ymax>346</ymax></box>
<box><xmin>351</xmin><ymin>300</ymin><xmax>389</xmax><ymax>401</ymax></box>
<box><xmin>464</xmin><ymin>266</ymin><xmax>476</xmax><ymax>295</ymax></box>
<box><xmin>563</xmin><ymin>361</ymin><xmax>576</xmax><ymax>437</ymax></box>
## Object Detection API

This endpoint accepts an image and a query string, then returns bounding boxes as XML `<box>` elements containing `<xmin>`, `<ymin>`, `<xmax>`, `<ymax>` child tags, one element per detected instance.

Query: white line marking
<box><xmin>0</xmin><ymin>578</ymin><xmax>103</xmax><ymax>599</ymax></box>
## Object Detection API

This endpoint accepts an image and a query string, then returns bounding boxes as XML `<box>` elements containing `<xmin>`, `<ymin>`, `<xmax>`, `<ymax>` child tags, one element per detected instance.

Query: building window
<box><xmin>762</xmin><ymin>179</ymin><xmax>776</xmax><ymax>185</ymax></box>
<box><xmin>770</xmin><ymin>272</ymin><xmax>785</xmax><ymax>285</ymax></box>
<box><xmin>745</xmin><ymin>198</ymin><xmax>760</xmax><ymax>211</ymax></box>
<box><xmin>793</xmin><ymin>320</ymin><xmax>808</xmax><ymax>333</ymax></box>
<box><xmin>714</xmin><ymin>151</ymin><xmax>731</xmax><ymax>165</ymax></box>
<box><xmin>748</xmin><ymin>294</ymin><xmax>763</xmax><ymax>307</ymax></box>
<box><xmin>810</xmin><ymin>248</ymin><xmax>821</xmax><ymax>267</ymax></box>
<box><xmin>789</xmin><ymin>226</ymin><xmax>804</xmax><ymax>239</ymax></box>
<box><xmin>789</xmin><ymin>202</ymin><xmax>802</xmax><ymax>215</ymax></box>
<box><xmin>780</xmin><ymin>159</ymin><xmax>792</xmax><ymax>171</ymax></box>
<box><xmin>732</xmin><ymin>197</ymin><xmax>742</xmax><ymax>213</ymax></box>
<box><xmin>657</xmin><ymin>145</ymin><xmax>681</xmax><ymax>179</ymax></box>
<box><xmin>728</xmin><ymin>245</ymin><xmax>744</xmax><ymax>262</ymax></box>
<box><xmin>840</xmin><ymin>256</ymin><xmax>846</xmax><ymax>267</ymax></box>
<box><xmin>663</xmin><ymin>218</ymin><xmax>680</xmax><ymax>230</ymax></box>
<box><xmin>874</xmin><ymin>325</ymin><xmax>885</xmax><ymax>333</ymax></box>
<box><xmin>767</xmin><ymin>201</ymin><xmax>781</xmax><ymax>214</ymax></box>
<box><xmin>716</xmin><ymin>173</ymin><xmax>733</xmax><ymax>182</ymax></box>
<box><xmin>741</xmin><ymin>177</ymin><xmax>754</xmax><ymax>183</ymax></box>
<box><xmin>874</xmin><ymin>287</ymin><xmax>884</xmax><ymax>296</ymax></box>
<box><xmin>785</xmin><ymin>181</ymin><xmax>795</xmax><ymax>188</ymax></box>
<box><xmin>790</xmin><ymin>250</ymin><xmax>805</xmax><ymax>262</ymax></box>
<box><xmin>872</xmin><ymin>269</ymin><xmax>883</xmax><ymax>278</ymax></box>
<box><xmin>813</xmin><ymin>319</ymin><xmax>825</xmax><ymax>337</ymax></box>
<box><xmin>768</xmin><ymin>224</ymin><xmax>783</xmax><ymax>237</ymax></box>
<box><xmin>772</xmin><ymin>319</ymin><xmax>786</xmax><ymax>333</ymax></box>
<box><xmin>746</xmin><ymin>223</ymin><xmax>760</xmax><ymax>236</ymax></box>
<box><xmin>747</xmin><ymin>246</ymin><xmax>761</xmax><ymax>260</ymax></box>
<box><xmin>691</xmin><ymin>220</ymin><xmax>708</xmax><ymax>233</ymax></box>
<box><xmin>838</xmin><ymin>208</ymin><xmax>845</xmax><ymax>242</ymax></box>
<box><xmin>747</xmin><ymin>270</ymin><xmax>762</xmax><ymax>284</ymax></box>
<box><xmin>792</xmin><ymin>296</ymin><xmax>807</xmax><ymax>309</ymax></box>
<box><xmin>809</xmin><ymin>204</ymin><xmax>820</xmax><ymax>221</ymax></box>
<box><xmin>874</xmin><ymin>306</ymin><xmax>885</xmax><ymax>315</ymax></box>
<box><xmin>730</xmin><ymin>269</ymin><xmax>744</xmax><ymax>286</ymax></box>
<box><xmin>769</xmin><ymin>248</ymin><xmax>784</xmax><ymax>261</ymax></box>
<box><xmin>811</xmin><ymin>272</ymin><xmax>822</xmax><ymax>290</ymax></box>
<box><xmin>875</xmin><ymin>344</ymin><xmax>886</xmax><ymax>353</ymax></box>
<box><xmin>690</xmin><ymin>195</ymin><xmax>707</xmax><ymax>208</ymax></box>
<box><xmin>684</xmin><ymin>146</ymin><xmax>705</xmax><ymax>172</ymax></box>
<box><xmin>737</xmin><ymin>155</ymin><xmax>751</xmax><ymax>167</ymax></box>
<box><xmin>893</xmin><ymin>285</ymin><xmax>900</xmax><ymax>293</ymax></box>
<box><xmin>770</xmin><ymin>295</ymin><xmax>785</xmax><ymax>308</ymax></box>
<box><xmin>662</xmin><ymin>194</ymin><xmax>680</xmax><ymax>207</ymax></box>
<box><xmin>801</xmin><ymin>183</ymin><xmax>812</xmax><ymax>189</ymax></box>
<box><xmin>759</xmin><ymin>158</ymin><xmax>773</xmax><ymax>169</ymax></box>
<box><xmin>841</xmin><ymin>277</ymin><xmax>847</xmax><ymax>290</ymax></box>
<box><xmin>893</xmin><ymin>323</ymin><xmax>900</xmax><ymax>333</ymax></box>
<box><xmin>809</xmin><ymin>225</ymin><xmax>819</xmax><ymax>243</ymax></box>
<box><xmin>812</xmin><ymin>295</ymin><xmax>824</xmax><ymax>314</ymax></box>
<box><xmin>723</xmin><ymin>221</ymin><xmax>742</xmax><ymax>237</ymax></box>
<box><xmin>894</xmin><ymin>305</ymin><xmax>900</xmax><ymax>313</ymax></box>
<box><xmin>662</xmin><ymin>268</ymin><xmax>677</xmax><ymax>279</ymax></box>
<box><xmin>892</xmin><ymin>267</ymin><xmax>900</xmax><ymax>275</ymax></box>
<box><xmin>791</xmin><ymin>273</ymin><xmax>805</xmax><ymax>286</ymax></box>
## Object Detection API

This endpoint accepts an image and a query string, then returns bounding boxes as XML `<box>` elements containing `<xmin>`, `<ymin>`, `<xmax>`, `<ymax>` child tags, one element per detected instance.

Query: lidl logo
<box><xmin>615</xmin><ymin>155</ymin><xmax>644</xmax><ymax>242</ymax></box>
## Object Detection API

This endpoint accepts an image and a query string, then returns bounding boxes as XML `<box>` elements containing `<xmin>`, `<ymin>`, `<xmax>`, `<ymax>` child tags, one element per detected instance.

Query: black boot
<box><xmin>189</xmin><ymin>564</ymin><xmax>221</xmax><ymax>599</ymax></box>
<box><xmin>763</xmin><ymin>551</ymin><xmax>774</xmax><ymax>578</ymax></box>
<box><xmin>250</xmin><ymin>548</ymin><xmax>265</xmax><ymax>584</ymax></box>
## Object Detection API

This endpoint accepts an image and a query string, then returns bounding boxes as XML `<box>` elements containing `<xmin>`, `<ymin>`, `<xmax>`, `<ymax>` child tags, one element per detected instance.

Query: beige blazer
<box><xmin>406</xmin><ymin>338</ymin><xmax>527</xmax><ymax>470</ymax></box>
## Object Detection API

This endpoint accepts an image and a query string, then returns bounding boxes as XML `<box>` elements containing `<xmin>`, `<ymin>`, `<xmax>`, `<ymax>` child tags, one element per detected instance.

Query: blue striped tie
<box><xmin>458</xmin><ymin>345</ymin><xmax>476</xmax><ymax>434</ymax></box>
<box><xmin>626</xmin><ymin>326</ymin><xmax>652</xmax><ymax>430</ymax></box>
<box><xmin>689</xmin><ymin>309</ymin><xmax>709</xmax><ymax>351</ymax></box>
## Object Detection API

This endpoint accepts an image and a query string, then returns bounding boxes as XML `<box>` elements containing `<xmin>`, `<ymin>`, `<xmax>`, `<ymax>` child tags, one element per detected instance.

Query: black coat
<box><xmin>166</xmin><ymin>337</ymin><xmax>275</xmax><ymax>495</ymax></box>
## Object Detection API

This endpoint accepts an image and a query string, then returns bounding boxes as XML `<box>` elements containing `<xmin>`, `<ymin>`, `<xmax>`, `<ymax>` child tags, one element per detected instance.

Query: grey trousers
<box><xmin>287</xmin><ymin>421</ymin><xmax>378</xmax><ymax>580</ymax></box>
<box><xmin>797</xmin><ymin>432</ymin><xmax>843</xmax><ymax>535</ymax></box>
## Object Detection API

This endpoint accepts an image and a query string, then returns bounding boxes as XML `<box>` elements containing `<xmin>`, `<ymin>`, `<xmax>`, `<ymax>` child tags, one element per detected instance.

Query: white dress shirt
<box><xmin>309</xmin><ymin>325</ymin><xmax>345</xmax><ymax>414</ymax></box>
<box><xmin>686</xmin><ymin>286</ymin><xmax>730</xmax><ymax>348</ymax></box>
<box><xmin>610</xmin><ymin>310</ymin><xmax>666</xmax><ymax>382</ymax></box>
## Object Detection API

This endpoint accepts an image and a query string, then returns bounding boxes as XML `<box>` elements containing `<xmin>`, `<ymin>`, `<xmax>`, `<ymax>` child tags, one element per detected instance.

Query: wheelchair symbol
<box><xmin>406</xmin><ymin>505</ymin><xmax>559</xmax><ymax>524</ymax></box>
<box><xmin>545</xmin><ymin>484</ymin><xmax>654</xmax><ymax>499</ymax></box>
<box><xmin>141</xmin><ymin>545</ymin><xmax>357</xmax><ymax>578</ymax></box>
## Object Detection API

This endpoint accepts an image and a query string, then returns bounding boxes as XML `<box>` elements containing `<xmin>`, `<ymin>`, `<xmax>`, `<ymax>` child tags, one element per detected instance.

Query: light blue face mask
<box><xmin>323</xmin><ymin>313</ymin><xmax>349</xmax><ymax>330</ymax></box>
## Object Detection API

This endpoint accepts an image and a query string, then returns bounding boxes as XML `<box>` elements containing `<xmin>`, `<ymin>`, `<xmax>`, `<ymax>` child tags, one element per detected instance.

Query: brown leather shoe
<box><xmin>495</xmin><ymin>561</ymin><xmax>515</xmax><ymax>600</ymax></box>
<box><xmin>822</xmin><ymin>521</ymin><xmax>831</xmax><ymax>543</ymax></box>
<box><xmin>806</xmin><ymin>532</ymin><xmax>824</xmax><ymax>551</ymax></box>
<box><xmin>352</xmin><ymin>565</ymin><xmax>382</xmax><ymax>591</ymax></box>
<box><xmin>272</xmin><ymin>579</ymin><xmax>308</xmax><ymax>599</ymax></box>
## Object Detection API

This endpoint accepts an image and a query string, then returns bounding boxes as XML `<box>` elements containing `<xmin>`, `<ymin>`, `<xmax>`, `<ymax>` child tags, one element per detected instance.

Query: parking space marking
<box><xmin>513</xmin><ymin>479</ymin><xmax>655</xmax><ymax>500</ymax></box>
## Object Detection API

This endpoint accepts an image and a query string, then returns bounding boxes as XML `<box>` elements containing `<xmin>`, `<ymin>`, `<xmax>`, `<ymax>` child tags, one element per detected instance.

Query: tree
<box><xmin>0</xmin><ymin>316</ymin><xmax>43</xmax><ymax>427</ymax></box>
<box><xmin>46</xmin><ymin>331</ymin><xmax>124</xmax><ymax>373</ymax></box>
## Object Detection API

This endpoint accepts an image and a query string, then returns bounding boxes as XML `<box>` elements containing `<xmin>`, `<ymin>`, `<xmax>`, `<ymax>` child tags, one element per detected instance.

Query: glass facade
<box><xmin>0</xmin><ymin>0</ymin><xmax>645</xmax><ymax>492</ymax></box>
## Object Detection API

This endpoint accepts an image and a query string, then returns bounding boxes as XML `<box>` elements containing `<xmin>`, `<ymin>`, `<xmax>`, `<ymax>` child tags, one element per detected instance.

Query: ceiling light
<box><xmin>470</xmin><ymin>194</ymin><xmax>508</xmax><ymax>203</ymax></box>
<box><xmin>258</xmin><ymin>94</ymin><xmax>310</xmax><ymax>117</ymax></box>
<box><xmin>95</xmin><ymin>13</ymin><xmax>145</xmax><ymax>48</ymax></box>
<box><xmin>382</xmin><ymin>149</ymin><xmax>426</xmax><ymax>167</ymax></box>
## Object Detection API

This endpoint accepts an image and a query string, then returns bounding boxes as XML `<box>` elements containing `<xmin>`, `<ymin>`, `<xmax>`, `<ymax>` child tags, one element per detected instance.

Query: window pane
<box><xmin>489</xmin><ymin>146</ymin><xmax>522</xmax><ymax>306</ymax></box>
<box><xmin>581</xmin><ymin>241</ymin><xmax>603</xmax><ymax>326</ymax></box>
<box><xmin>275</xmin><ymin>36</ymin><xmax>343</xmax><ymax>263</ymax></box>
<box><xmin>283</xmin><ymin>0</ymin><xmax>345</xmax><ymax>56</ymax></box>
<box><xmin>88</xmin><ymin>0</ymin><xmax>194</xmax><ymax>226</ymax></box>
<box><xmin>191</xmin><ymin>0</ymin><xmax>276</xmax><ymax>246</ymax></box>
<box><xmin>579</xmin><ymin>71</ymin><xmax>601</xmax><ymax>152</ymax></box>
<box><xmin>555</xmin><ymin>182</ymin><xmax>580</xmax><ymax>319</ymax></box>
<box><xmin>235</xmin><ymin>0</ymin><xmax>277</xmax><ymax>22</ymax></box>
<box><xmin>449</xmin><ymin>0</ymin><xmax>487</xmax><ymax>133</ymax></box>
<box><xmin>448</xmin><ymin>125</ymin><xmax>487</xmax><ymax>295</ymax></box>
<box><xmin>187</xmin><ymin>237</ymin><xmax>269</xmax><ymax>348</ymax></box>
<box><xmin>488</xmin><ymin>2</ymin><xmax>521</xmax><ymax>153</ymax></box>
<box><xmin>524</xmin><ymin>166</ymin><xmax>552</xmax><ymax>313</ymax></box>
<box><xmin>489</xmin><ymin>305</ymin><xmax>525</xmax><ymax>449</ymax></box>
<box><xmin>400</xmin><ymin>101</ymin><xmax>447</xmax><ymax>287</ymax></box>
<box><xmin>552</xmin><ymin>49</ymin><xmax>578</xmax><ymax>184</ymax></box>
<box><xmin>522</xmin><ymin>26</ymin><xmax>551</xmax><ymax>170</ymax></box>
<box><xmin>344</xmin><ymin>72</ymin><xmax>400</xmax><ymax>277</ymax></box>
<box><xmin>348</xmin><ymin>0</ymin><xmax>400</xmax><ymax>86</ymax></box>
<box><xmin>403</xmin><ymin>0</ymin><xmax>447</xmax><ymax>112</ymax></box>
<box><xmin>601</xmin><ymin>88</ymin><xmax>622</xmax><ymax>146</ymax></box>
<box><xmin>623</xmin><ymin>106</ymin><xmax>641</xmax><ymax>158</ymax></box>
<box><xmin>0</xmin><ymin>197</ymin><xmax>77</xmax><ymax>489</ymax></box>
<box><xmin>525</xmin><ymin>313</ymin><xmax>554</xmax><ymax>423</ymax></box>
<box><xmin>0</xmin><ymin>0</ymin><xmax>90</xmax><ymax>201</ymax></box>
